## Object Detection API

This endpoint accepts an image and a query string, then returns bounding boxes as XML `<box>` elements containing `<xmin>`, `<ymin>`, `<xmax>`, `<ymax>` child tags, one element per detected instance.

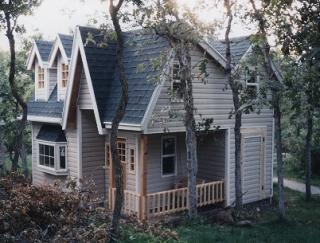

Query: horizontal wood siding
<box><xmin>81</xmin><ymin>110</ymin><xmax>106</xmax><ymax>200</ymax></box>
<box><xmin>198</xmin><ymin>130</ymin><xmax>225</xmax><ymax>181</ymax></box>
<box><xmin>147</xmin><ymin>46</ymin><xmax>274</xmax><ymax>205</ymax></box>
<box><xmin>147</xmin><ymin>133</ymin><xmax>187</xmax><ymax>193</ymax></box>
<box><xmin>65</xmin><ymin>127</ymin><xmax>78</xmax><ymax>179</ymax></box>
<box><xmin>78</xmin><ymin>71</ymin><xmax>93</xmax><ymax>109</ymax></box>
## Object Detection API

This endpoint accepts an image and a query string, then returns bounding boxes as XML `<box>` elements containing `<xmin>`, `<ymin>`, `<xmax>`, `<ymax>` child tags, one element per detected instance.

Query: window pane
<box><xmin>39</xmin><ymin>155</ymin><xmax>44</xmax><ymax>165</ymax></box>
<box><xmin>49</xmin><ymin>146</ymin><xmax>54</xmax><ymax>157</ymax></box>
<box><xmin>60</xmin><ymin>146</ymin><xmax>66</xmax><ymax>169</ymax></box>
<box><xmin>173</xmin><ymin>63</ymin><xmax>180</xmax><ymax>80</ymax></box>
<box><xmin>39</xmin><ymin>144</ymin><xmax>44</xmax><ymax>155</ymax></box>
<box><xmin>49</xmin><ymin>157</ymin><xmax>54</xmax><ymax>168</ymax></box>
<box><xmin>45</xmin><ymin>156</ymin><xmax>49</xmax><ymax>166</ymax></box>
<box><xmin>163</xmin><ymin>138</ymin><xmax>175</xmax><ymax>155</ymax></box>
<box><xmin>162</xmin><ymin>156</ymin><xmax>175</xmax><ymax>175</ymax></box>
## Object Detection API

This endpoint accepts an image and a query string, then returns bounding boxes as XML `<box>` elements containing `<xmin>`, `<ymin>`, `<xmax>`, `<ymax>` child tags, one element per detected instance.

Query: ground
<box><xmin>123</xmin><ymin>185</ymin><xmax>320</xmax><ymax>243</ymax></box>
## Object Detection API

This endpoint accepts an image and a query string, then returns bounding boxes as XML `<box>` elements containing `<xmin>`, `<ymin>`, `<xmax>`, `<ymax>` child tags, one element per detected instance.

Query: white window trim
<box><xmin>245</xmin><ymin>69</ymin><xmax>260</xmax><ymax>89</ymax></box>
<box><xmin>37</xmin><ymin>140</ymin><xmax>68</xmax><ymax>175</ymax></box>
<box><xmin>128</xmin><ymin>146</ymin><xmax>136</xmax><ymax>174</ymax></box>
<box><xmin>161</xmin><ymin>136</ymin><xmax>177</xmax><ymax>177</ymax></box>
<box><xmin>171</xmin><ymin>62</ymin><xmax>184</xmax><ymax>103</ymax></box>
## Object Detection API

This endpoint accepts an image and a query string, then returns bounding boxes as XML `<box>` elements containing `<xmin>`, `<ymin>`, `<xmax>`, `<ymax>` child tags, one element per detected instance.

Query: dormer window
<box><xmin>38</xmin><ymin>66</ymin><xmax>45</xmax><ymax>89</ymax></box>
<box><xmin>61</xmin><ymin>63</ymin><xmax>69</xmax><ymax>88</ymax></box>
<box><xmin>171</xmin><ymin>63</ymin><xmax>184</xmax><ymax>101</ymax></box>
<box><xmin>245</xmin><ymin>69</ymin><xmax>259</xmax><ymax>98</ymax></box>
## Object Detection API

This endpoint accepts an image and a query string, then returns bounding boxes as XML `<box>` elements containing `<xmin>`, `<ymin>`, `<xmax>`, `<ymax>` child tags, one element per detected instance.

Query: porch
<box><xmin>111</xmin><ymin>180</ymin><xmax>224</xmax><ymax>220</ymax></box>
<box><xmin>109</xmin><ymin>130</ymin><xmax>227</xmax><ymax>220</ymax></box>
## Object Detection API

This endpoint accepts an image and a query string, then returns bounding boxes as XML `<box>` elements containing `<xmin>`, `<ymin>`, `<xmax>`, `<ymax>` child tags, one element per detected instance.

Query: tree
<box><xmin>136</xmin><ymin>0</ymin><xmax>214</xmax><ymax>218</ymax></box>
<box><xmin>248</xmin><ymin>0</ymin><xmax>286</xmax><ymax>220</ymax></box>
<box><xmin>107</xmin><ymin>0</ymin><xmax>141</xmax><ymax>241</ymax></box>
<box><xmin>224</xmin><ymin>0</ymin><xmax>244</xmax><ymax>210</ymax></box>
<box><xmin>0</xmin><ymin>0</ymin><xmax>41</xmax><ymax>174</ymax></box>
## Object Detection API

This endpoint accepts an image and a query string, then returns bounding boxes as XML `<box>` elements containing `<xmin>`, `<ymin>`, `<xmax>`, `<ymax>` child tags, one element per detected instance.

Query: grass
<box><xmin>123</xmin><ymin>185</ymin><xmax>320</xmax><ymax>243</ymax></box>
<box><xmin>2</xmin><ymin>153</ymin><xmax>32</xmax><ymax>174</ymax></box>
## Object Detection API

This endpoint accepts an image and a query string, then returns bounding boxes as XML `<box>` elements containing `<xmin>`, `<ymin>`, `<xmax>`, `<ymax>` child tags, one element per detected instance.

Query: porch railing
<box><xmin>147</xmin><ymin>180</ymin><xmax>224</xmax><ymax>217</ymax></box>
<box><xmin>111</xmin><ymin>188</ymin><xmax>140</xmax><ymax>215</ymax></box>
<box><xmin>110</xmin><ymin>180</ymin><xmax>224</xmax><ymax>219</ymax></box>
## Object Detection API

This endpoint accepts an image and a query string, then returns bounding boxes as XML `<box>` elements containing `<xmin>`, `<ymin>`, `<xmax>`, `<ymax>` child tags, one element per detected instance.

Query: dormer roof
<box><xmin>26</xmin><ymin>40</ymin><xmax>53</xmax><ymax>70</ymax></box>
<box><xmin>48</xmin><ymin>34</ymin><xmax>74</xmax><ymax>67</ymax></box>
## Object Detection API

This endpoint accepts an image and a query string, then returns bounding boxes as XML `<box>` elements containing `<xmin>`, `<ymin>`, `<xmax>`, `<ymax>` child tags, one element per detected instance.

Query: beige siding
<box><xmin>146</xmin><ymin>133</ymin><xmax>187</xmax><ymax>193</ymax></box>
<box><xmin>147</xmin><ymin>46</ymin><xmax>274</xmax><ymax>205</ymax></box>
<box><xmin>81</xmin><ymin>110</ymin><xmax>106</xmax><ymax>199</ymax></box>
<box><xmin>78</xmin><ymin>71</ymin><xmax>93</xmax><ymax>109</ymax></box>
<box><xmin>65</xmin><ymin>127</ymin><xmax>78</xmax><ymax>179</ymax></box>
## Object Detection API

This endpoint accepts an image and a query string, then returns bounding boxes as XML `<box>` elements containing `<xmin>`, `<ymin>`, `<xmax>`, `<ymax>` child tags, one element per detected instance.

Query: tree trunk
<box><xmin>108</xmin><ymin>0</ymin><xmax>128</xmax><ymax>241</ymax></box>
<box><xmin>4</xmin><ymin>11</ymin><xmax>28</xmax><ymax>173</ymax></box>
<box><xmin>305</xmin><ymin>110</ymin><xmax>313</xmax><ymax>201</ymax></box>
<box><xmin>224</xmin><ymin>0</ymin><xmax>243</xmax><ymax>210</ymax></box>
<box><xmin>177</xmin><ymin>42</ymin><xmax>198</xmax><ymax>218</ymax></box>
<box><xmin>274</xmin><ymin>95</ymin><xmax>285</xmax><ymax>219</ymax></box>
<box><xmin>249</xmin><ymin>0</ymin><xmax>285</xmax><ymax>220</ymax></box>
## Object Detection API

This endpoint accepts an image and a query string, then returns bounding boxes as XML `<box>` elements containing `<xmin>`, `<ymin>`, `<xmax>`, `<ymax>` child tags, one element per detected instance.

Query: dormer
<box><xmin>27</xmin><ymin>40</ymin><xmax>54</xmax><ymax>101</ymax></box>
<box><xmin>48</xmin><ymin>34</ymin><xmax>74</xmax><ymax>101</ymax></box>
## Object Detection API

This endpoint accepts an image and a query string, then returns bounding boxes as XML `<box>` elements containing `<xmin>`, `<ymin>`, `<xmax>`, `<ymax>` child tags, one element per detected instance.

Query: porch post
<box><xmin>139</xmin><ymin>134</ymin><xmax>148</xmax><ymax>221</ymax></box>
<box><xmin>109</xmin><ymin>150</ymin><xmax>115</xmax><ymax>210</ymax></box>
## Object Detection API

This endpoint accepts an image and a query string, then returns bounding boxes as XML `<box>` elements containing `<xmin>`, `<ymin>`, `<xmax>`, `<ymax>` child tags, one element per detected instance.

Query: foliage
<box><xmin>0</xmin><ymin>174</ymin><xmax>110</xmax><ymax>242</ymax></box>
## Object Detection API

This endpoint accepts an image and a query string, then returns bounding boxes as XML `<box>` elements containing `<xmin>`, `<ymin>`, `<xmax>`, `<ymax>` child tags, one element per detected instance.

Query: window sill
<box><xmin>38</xmin><ymin>165</ymin><xmax>68</xmax><ymax>176</ymax></box>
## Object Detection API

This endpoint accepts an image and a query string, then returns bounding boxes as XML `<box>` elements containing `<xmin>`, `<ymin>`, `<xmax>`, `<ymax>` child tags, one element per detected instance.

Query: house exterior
<box><xmin>27</xmin><ymin>26</ymin><xmax>281</xmax><ymax>220</ymax></box>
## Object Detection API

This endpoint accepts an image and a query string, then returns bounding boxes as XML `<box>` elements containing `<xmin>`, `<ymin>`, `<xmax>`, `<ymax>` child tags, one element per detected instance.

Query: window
<box><xmin>161</xmin><ymin>137</ymin><xmax>176</xmax><ymax>176</ymax></box>
<box><xmin>38</xmin><ymin>143</ymin><xmax>67</xmax><ymax>173</ymax></box>
<box><xmin>117</xmin><ymin>138</ymin><xmax>126</xmax><ymax>163</ymax></box>
<box><xmin>171</xmin><ymin>63</ymin><xmax>184</xmax><ymax>101</ymax></box>
<box><xmin>245</xmin><ymin>69</ymin><xmax>259</xmax><ymax>98</ymax></box>
<box><xmin>129</xmin><ymin>148</ymin><xmax>135</xmax><ymax>172</ymax></box>
<box><xmin>105</xmin><ymin>144</ymin><xmax>111</xmax><ymax>167</ymax></box>
<box><xmin>61</xmin><ymin>63</ymin><xmax>69</xmax><ymax>88</ymax></box>
<box><xmin>39</xmin><ymin>144</ymin><xmax>54</xmax><ymax>168</ymax></box>
<box><xmin>38</xmin><ymin>66</ymin><xmax>45</xmax><ymax>88</ymax></box>
<box><xmin>105</xmin><ymin>138</ymin><xmax>127</xmax><ymax>167</ymax></box>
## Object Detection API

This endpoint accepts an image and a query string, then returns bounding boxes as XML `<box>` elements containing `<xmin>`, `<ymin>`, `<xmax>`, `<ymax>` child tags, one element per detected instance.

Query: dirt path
<box><xmin>273</xmin><ymin>177</ymin><xmax>320</xmax><ymax>195</ymax></box>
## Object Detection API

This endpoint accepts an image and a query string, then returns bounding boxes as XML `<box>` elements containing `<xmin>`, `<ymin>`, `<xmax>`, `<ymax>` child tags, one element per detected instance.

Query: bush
<box><xmin>0</xmin><ymin>173</ymin><xmax>110</xmax><ymax>242</ymax></box>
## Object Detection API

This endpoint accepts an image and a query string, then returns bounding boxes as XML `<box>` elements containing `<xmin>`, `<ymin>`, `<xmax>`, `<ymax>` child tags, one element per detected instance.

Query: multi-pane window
<box><xmin>172</xmin><ymin>63</ymin><xmax>184</xmax><ymax>100</ymax></box>
<box><xmin>129</xmin><ymin>148</ymin><xmax>135</xmax><ymax>172</ymax></box>
<box><xmin>38</xmin><ymin>66</ymin><xmax>45</xmax><ymax>88</ymax></box>
<box><xmin>105</xmin><ymin>144</ymin><xmax>111</xmax><ymax>167</ymax></box>
<box><xmin>39</xmin><ymin>144</ymin><xmax>54</xmax><ymax>168</ymax></box>
<box><xmin>161</xmin><ymin>137</ymin><xmax>176</xmax><ymax>176</ymax></box>
<box><xmin>38</xmin><ymin>143</ymin><xmax>67</xmax><ymax>171</ymax></box>
<box><xmin>61</xmin><ymin>63</ymin><xmax>69</xmax><ymax>88</ymax></box>
<box><xmin>245</xmin><ymin>69</ymin><xmax>259</xmax><ymax>98</ymax></box>
<box><xmin>117</xmin><ymin>138</ymin><xmax>126</xmax><ymax>163</ymax></box>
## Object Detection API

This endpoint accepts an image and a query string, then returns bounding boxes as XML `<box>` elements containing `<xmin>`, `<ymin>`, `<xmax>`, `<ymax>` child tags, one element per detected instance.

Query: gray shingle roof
<box><xmin>59</xmin><ymin>34</ymin><xmax>73</xmax><ymax>58</ymax></box>
<box><xmin>79</xmin><ymin>26</ymin><xmax>170</xmax><ymax>125</ymax></box>
<box><xmin>35</xmin><ymin>40</ymin><xmax>53</xmax><ymax>62</ymax></box>
<box><xmin>36</xmin><ymin>124</ymin><xmax>66</xmax><ymax>142</ymax></box>
<box><xmin>207</xmin><ymin>36</ymin><xmax>251</xmax><ymax>66</ymax></box>
<box><xmin>28</xmin><ymin>85</ymin><xmax>63</xmax><ymax>118</ymax></box>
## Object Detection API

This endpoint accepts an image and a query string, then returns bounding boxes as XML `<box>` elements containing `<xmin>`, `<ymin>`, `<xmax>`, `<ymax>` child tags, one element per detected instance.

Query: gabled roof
<box><xmin>78</xmin><ymin>27</ymin><xmax>170</xmax><ymax>125</ymax></box>
<box><xmin>26</xmin><ymin>40</ymin><xmax>54</xmax><ymax>70</ymax></box>
<box><xmin>28</xmin><ymin>85</ymin><xmax>63</xmax><ymax>123</ymax></box>
<box><xmin>207</xmin><ymin>36</ymin><xmax>252</xmax><ymax>66</ymax></box>
<box><xmin>59</xmin><ymin>34</ymin><xmax>73</xmax><ymax>58</ymax></box>
<box><xmin>35</xmin><ymin>40</ymin><xmax>54</xmax><ymax>62</ymax></box>
<box><xmin>48</xmin><ymin>34</ymin><xmax>74</xmax><ymax>67</ymax></box>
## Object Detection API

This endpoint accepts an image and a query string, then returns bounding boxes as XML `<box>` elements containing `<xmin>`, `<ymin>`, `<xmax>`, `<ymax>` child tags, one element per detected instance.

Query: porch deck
<box><xmin>111</xmin><ymin>180</ymin><xmax>224</xmax><ymax>220</ymax></box>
